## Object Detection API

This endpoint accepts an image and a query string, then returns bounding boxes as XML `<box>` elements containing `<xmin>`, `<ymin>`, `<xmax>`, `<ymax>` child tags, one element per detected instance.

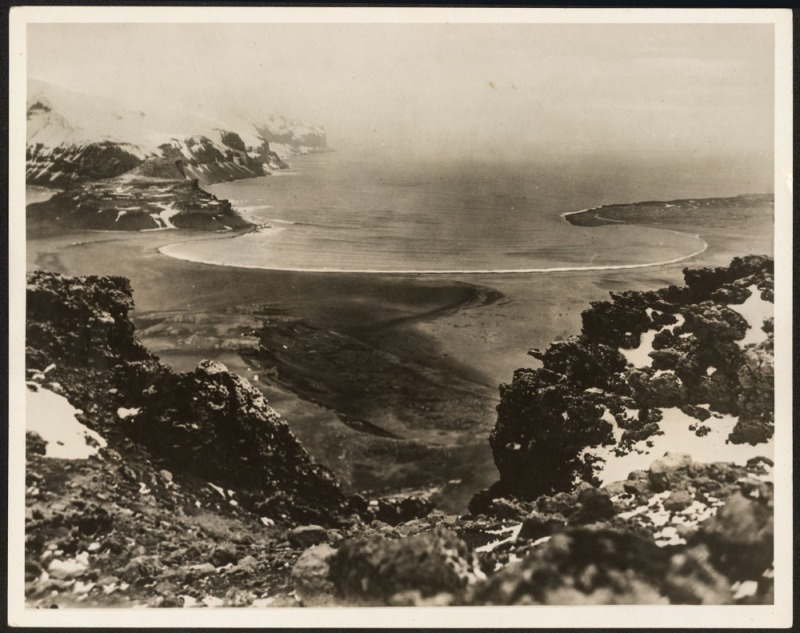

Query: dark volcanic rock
<box><xmin>26</xmin><ymin>271</ymin><xmax>347</xmax><ymax>526</ymax></box>
<box><xmin>291</xmin><ymin>544</ymin><xmax>337</xmax><ymax>606</ymax></box>
<box><xmin>581</xmin><ymin>291</ymin><xmax>655</xmax><ymax>349</ymax></box>
<box><xmin>696</xmin><ymin>490</ymin><xmax>774</xmax><ymax>581</ymax></box>
<box><xmin>288</xmin><ymin>525</ymin><xmax>329</xmax><ymax>549</ymax></box>
<box><xmin>26</xmin><ymin>271</ymin><xmax>150</xmax><ymax>370</ymax></box>
<box><xmin>468</xmin><ymin>528</ymin><xmax>671</xmax><ymax>605</ymax></box>
<box><xmin>732</xmin><ymin>341</ymin><xmax>775</xmax><ymax>444</ymax></box>
<box><xmin>528</xmin><ymin>336</ymin><xmax>628</xmax><ymax>391</ymax></box>
<box><xmin>683</xmin><ymin>255</ymin><xmax>773</xmax><ymax>303</ymax></box>
<box><xmin>327</xmin><ymin>527</ymin><xmax>480</xmax><ymax>605</ymax></box>
<box><xmin>568</xmin><ymin>487</ymin><xmax>615</xmax><ymax>524</ymax></box>
<box><xmin>26</xmin><ymin>431</ymin><xmax>48</xmax><ymax>456</ymax></box>
<box><xmin>209</xmin><ymin>544</ymin><xmax>240</xmax><ymax>567</ymax></box>
<box><xmin>128</xmin><ymin>360</ymin><xmax>347</xmax><ymax>524</ymax></box>
<box><xmin>489</xmin><ymin>366</ymin><xmax>615</xmax><ymax>499</ymax></box>
<box><xmin>518</xmin><ymin>511</ymin><xmax>567</xmax><ymax>540</ymax></box>
<box><xmin>481</xmin><ymin>255</ymin><xmax>774</xmax><ymax>503</ymax></box>
<box><xmin>468</xmin><ymin>526</ymin><xmax>737</xmax><ymax>606</ymax></box>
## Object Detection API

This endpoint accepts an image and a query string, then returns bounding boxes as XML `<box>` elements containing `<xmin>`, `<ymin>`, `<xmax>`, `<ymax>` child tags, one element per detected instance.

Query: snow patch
<box><xmin>620</xmin><ymin>314</ymin><xmax>685</xmax><ymax>368</ymax></box>
<box><xmin>583</xmin><ymin>407</ymin><xmax>773</xmax><ymax>485</ymax></box>
<box><xmin>728</xmin><ymin>285</ymin><xmax>773</xmax><ymax>347</ymax></box>
<box><xmin>208</xmin><ymin>483</ymin><xmax>226</xmax><ymax>498</ymax></box>
<box><xmin>154</xmin><ymin>203</ymin><xmax>181</xmax><ymax>229</ymax></box>
<box><xmin>475</xmin><ymin>523</ymin><xmax>523</xmax><ymax>553</ymax></box>
<box><xmin>117</xmin><ymin>407</ymin><xmax>140</xmax><ymax>419</ymax></box>
<box><xmin>27</xmin><ymin>385</ymin><xmax>107</xmax><ymax>459</ymax></box>
<box><xmin>620</xmin><ymin>329</ymin><xmax>658</xmax><ymax>368</ymax></box>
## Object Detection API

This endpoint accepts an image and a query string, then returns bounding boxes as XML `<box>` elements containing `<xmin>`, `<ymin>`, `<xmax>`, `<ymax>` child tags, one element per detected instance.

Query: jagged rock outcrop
<box><xmin>467</xmin><ymin>528</ymin><xmax>730</xmax><ymax>605</ymax></box>
<box><xmin>478</xmin><ymin>256</ymin><xmax>774</xmax><ymax>503</ymax></box>
<box><xmin>127</xmin><ymin>360</ymin><xmax>347</xmax><ymax>524</ymax></box>
<box><xmin>26</xmin><ymin>271</ymin><xmax>346</xmax><ymax>523</ymax></box>
<box><xmin>24</xmin><ymin>268</ymin><xmax>775</xmax><ymax>607</ymax></box>
<box><xmin>157</xmin><ymin>134</ymin><xmax>288</xmax><ymax>187</ymax></box>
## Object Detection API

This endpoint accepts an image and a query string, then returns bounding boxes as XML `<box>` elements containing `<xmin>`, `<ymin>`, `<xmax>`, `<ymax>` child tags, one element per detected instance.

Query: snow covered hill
<box><xmin>26</xmin><ymin>79</ymin><xmax>327</xmax><ymax>187</ymax></box>
<box><xmin>253</xmin><ymin>114</ymin><xmax>328</xmax><ymax>158</ymax></box>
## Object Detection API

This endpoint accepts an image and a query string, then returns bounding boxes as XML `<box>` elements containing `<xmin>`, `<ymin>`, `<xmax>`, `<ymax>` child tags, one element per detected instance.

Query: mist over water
<box><xmin>161</xmin><ymin>152</ymin><xmax>769</xmax><ymax>273</ymax></box>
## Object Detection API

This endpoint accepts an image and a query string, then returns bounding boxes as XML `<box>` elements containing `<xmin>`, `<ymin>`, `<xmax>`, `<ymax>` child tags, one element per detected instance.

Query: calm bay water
<box><xmin>162</xmin><ymin>152</ymin><xmax>765</xmax><ymax>273</ymax></box>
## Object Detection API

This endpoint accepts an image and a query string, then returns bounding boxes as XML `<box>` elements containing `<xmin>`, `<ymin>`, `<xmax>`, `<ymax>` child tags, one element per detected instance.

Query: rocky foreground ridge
<box><xmin>24</xmin><ymin>257</ymin><xmax>774</xmax><ymax>607</ymax></box>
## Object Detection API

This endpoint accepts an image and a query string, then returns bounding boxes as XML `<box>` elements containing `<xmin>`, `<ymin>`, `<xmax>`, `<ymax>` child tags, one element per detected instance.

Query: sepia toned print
<box><xmin>8</xmin><ymin>7</ymin><xmax>792</xmax><ymax>628</ymax></box>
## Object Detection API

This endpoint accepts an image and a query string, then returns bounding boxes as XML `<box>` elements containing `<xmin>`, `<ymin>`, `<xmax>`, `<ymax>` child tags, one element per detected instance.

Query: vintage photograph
<box><xmin>8</xmin><ymin>6</ymin><xmax>792</xmax><ymax>627</ymax></box>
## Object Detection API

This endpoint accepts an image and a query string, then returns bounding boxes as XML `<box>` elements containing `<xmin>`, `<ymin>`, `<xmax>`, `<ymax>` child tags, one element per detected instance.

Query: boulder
<box><xmin>209</xmin><ymin>543</ymin><xmax>239</xmax><ymax>567</ymax></box>
<box><xmin>291</xmin><ymin>544</ymin><xmax>337</xmax><ymax>606</ymax></box>
<box><xmin>569</xmin><ymin>487</ymin><xmax>615</xmax><ymax>524</ymax></box>
<box><xmin>663</xmin><ymin>490</ymin><xmax>693</xmax><ymax>512</ymax></box>
<box><xmin>696</xmin><ymin>491</ymin><xmax>773</xmax><ymax>580</ymax></box>
<box><xmin>468</xmin><ymin>528</ymin><xmax>671</xmax><ymax>605</ymax></box>
<box><xmin>518</xmin><ymin>511</ymin><xmax>566</xmax><ymax>540</ymax></box>
<box><xmin>648</xmin><ymin>453</ymin><xmax>693</xmax><ymax>492</ymax></box>
<box><xmin>327</xmin><ymin>527</ymin><xmax>479</xmax><ymax>605</ymax></box>
<box><xmin>288</xmin><ymin>525</ymin><xmax>328</xmax><ymax>549</ymax></box>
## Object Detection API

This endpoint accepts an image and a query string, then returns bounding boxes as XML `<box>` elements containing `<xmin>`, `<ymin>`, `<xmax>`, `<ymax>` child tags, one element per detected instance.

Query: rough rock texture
<box><xmin>26</xmin><ymin>271</ymin><xmax>346</xmax><ymax>524</ymax></box>
<box><xmin>467</xmin><ymin>528</ymin><xmax>727</xmax><ymax>605</ymax></box>
<box><xmin>291</xmin><ymin>544</ymin><xmax>338</xmax><ymax>606</ymax></box>
<box><xmin>480</xmin><ymin>256</ymin><xmax>774</xmax><ymax>502</ymax></box>
<box><xmin>285</xmin><ymin>452</ymin><xmax>773</xmax><ymax>607</ymax></box>
<box><xmin>24</xmin><ymin>268</ymin><xmax>775</xmax><ymax>607</ymax></box>
<box><xmin>489</xmin><ymin>365</ymin><xmax>618</xmax><ymax>498</ymax></box>
<box><xmin>27</xmin><ymin>141</ymin><xmax>145</xmax><ymax>188</ymax></box>
<box><xmin>326</xmin><ymin>527</ymin><xmax>482</xmax><ymax>606</ymax></box>
<box><xmin>127</xmin><ymin>360</ymin><xmax>346</xmax><ymax>525</ymax></box>
<box><xmin>24</xmin><ymin>271</ymin><xmax>442</xmax><ymax>608</ymax></box>
<box><xmin>27</xmin><ymin>177</ymin><xmax>252</xmax><ymax>233</ymax></box>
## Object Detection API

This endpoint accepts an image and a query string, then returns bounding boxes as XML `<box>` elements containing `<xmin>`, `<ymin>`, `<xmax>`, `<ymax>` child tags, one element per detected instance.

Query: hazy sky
<box><xmin>28</xmin><ymin>22</ymin><xmax>774</xmax><ymax>167</ymax></box>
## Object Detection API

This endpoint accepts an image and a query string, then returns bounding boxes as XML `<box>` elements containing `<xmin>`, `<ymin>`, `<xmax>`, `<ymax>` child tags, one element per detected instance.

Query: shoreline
<box><xmin>156</xmin><ymin>223</ymin><xmax>709</xmax><ymax>276</ymax></box>
<box><xmin>156</xmin><ymin>179</ymin><xmax>719</xmax><ymax>277</ymax></box>
<box><xmin>157</xmin><ymin>235</ymin><xmax>709</xmax><ymax>276</ymax></box>
<box><xmin>24</xmin><ymin>186</ymin><xmax>773</xmax><ymax>505</ymax></box>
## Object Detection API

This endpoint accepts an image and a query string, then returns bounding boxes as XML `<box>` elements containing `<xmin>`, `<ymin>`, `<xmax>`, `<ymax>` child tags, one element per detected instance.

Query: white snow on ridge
<box><xmin>27</xmin><ymin>384</ymin><xmax>107</xmax><ymax>459</ymax></box>
<box><xmin>620</xmin><ymin>329</ymin><xmax>658</xmax><ymax>368</ymax></box>
<box><xmin>27</xmin><ymin>79</ymin><xmax>325</xmax><ymax>164</ymax></box>
<box><xmin>154</xmin><ymin>203</ymin><xmax>181</xmax><ymax>229</ymax></box>
<box><xmin>584</xmin><ymin>407</ymin><xmax>773</xmax><ymax>485</ymax></box>
<box><xmin>117</xmin><ymin>407</ymin><xmax>140</xmax><ymax>419</ymax></box>
<box><xmin>728</xmin><ymin>285</ymin><xmax>772</xmax><ymax>348</ymax></box>
<box><xmin>475</xmin><ymin>523</ymin><xmax>523</xmax><ymax>553</ymax></box>
<box><xmin>619</xmin><ymin>312</ymin><xmax>685</xmax><ymax>369</ymax></box>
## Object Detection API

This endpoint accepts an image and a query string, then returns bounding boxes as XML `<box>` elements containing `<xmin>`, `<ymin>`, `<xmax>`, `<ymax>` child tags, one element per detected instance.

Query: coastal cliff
<box><xmin>26</xmin><ymin>80</ymin><xmax>324</xmax><ymax>188</ymax></box>
<box><xmin>27</xmin><ymin>177</ymin><xmax>253</xmax><ymax>233</ymax></box>
<box><xmin>24</xmin><ymin>257</ymin><xmax>774</xmax><ymax>607</ymax></box>
<box><xmin>25</xmin><ymin>80</ymin><xmax>328</xmax><ymax>231</ymax></box>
